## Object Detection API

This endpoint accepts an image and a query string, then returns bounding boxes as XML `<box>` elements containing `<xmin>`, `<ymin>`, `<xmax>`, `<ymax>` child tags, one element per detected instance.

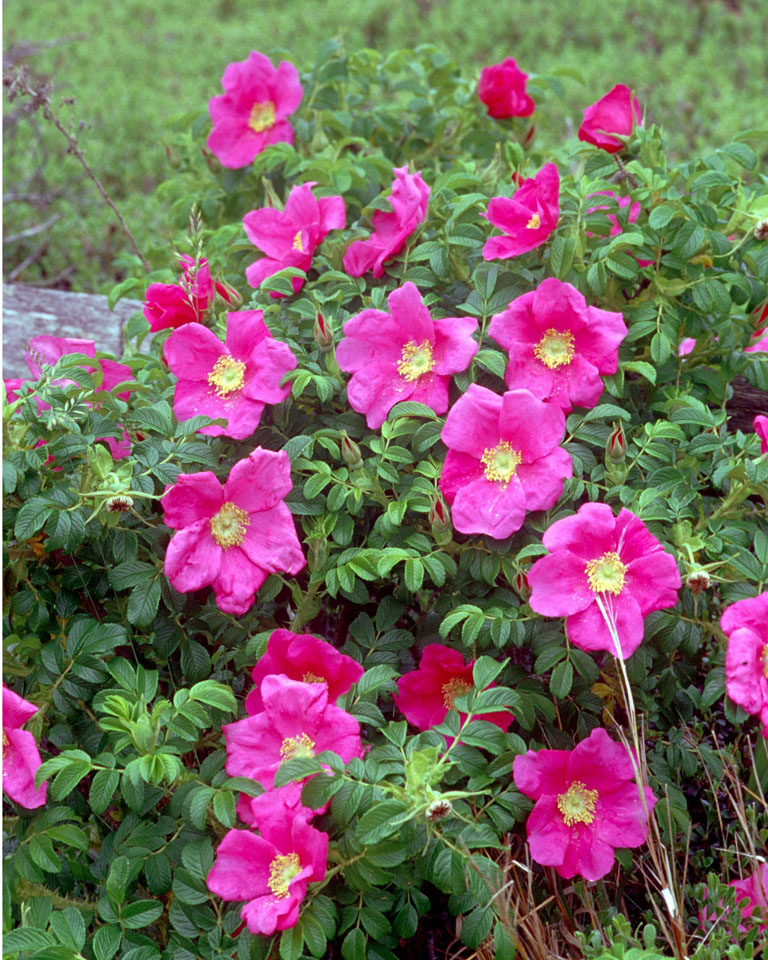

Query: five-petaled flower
<box><xmin>527</xmin><ymin>502</ymin><xmax>681</xmax><ymax>659</ymax></box>
<box><xmin>578</xmin><ymin>84</ymin><xmax>642</xmax><ymax>153</ymax></box>
<box><xmin>163</xmin><ymin>311</ymin><xmax>296</xmax><ymax>439</ymax></box>
<box><xmin>488</xmin><ymin>277</ymin><xmax>627</xmax><ymax>413</ymax></box>
<box><xmin>482</xmin><ymin>162</ymin><xmax>559</xmax><ymax>260</ymax></box>
<box><xmin>2</xmin><ymin>684</ymin><xmax>47</xmax><ymax>809</ymax></box>
<box><xmin>477</xmin><ymin>58</ymin><xmax>535</xmax><ymax>119</ymax></box>
<box><xmin>161</xmin><ymin>448</ymin><xmax>305</xmax><ymax>615</ymax></box>
<box><xmin>513</xmin><ymin>727</ymin><xmax>657</xmax><ymax>881</ymax></box>
<box><xmin>336</xmin><ymin>281</ymin><xmax>478</xmax><ymax>429</ymax></box>
<box><xmin>207</xmin><ymin>51</ymin><xmax>302</xmax><ymax>169</ymax></box>
<box><xmin>438</xmin><ymin>383</ymin><xmax>572</xmax><ymax>540</ymax></box>
<box><xmin>721</xmin><ymin>591</ymin><xmax>768</xmax><ymax>738</ymax></box>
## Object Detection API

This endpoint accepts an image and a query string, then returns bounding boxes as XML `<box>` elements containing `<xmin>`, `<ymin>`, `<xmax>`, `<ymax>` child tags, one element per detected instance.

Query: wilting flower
<box><xmin>482</xmin><ymin>162</ymin><xmax>559</xmax><ymax>260</ymax></box>
<box><xmin>162</xmin><ymin>448</ymin><xmax>305</xmax><ymax>615</ymax></box>
<box><xmin>224</xmin><ymin>675</ymin><xmax>363</xmax><ymax>791</ymax></box>
<box><xmin>243</xmin><ymin>182</ymin><xmax>346</xmax><ymax>296</ymax></box>
<box><xmin>513</xmin><ymin>727</ymin><xmax>657</xmax><ymax>881</ymax></box>
<box><xmin>393</xmin><ymin>644</ymin><xmax>512</xmax><ymax>735</ymax></box>
<box><xmin>343</xmin><ymin>166</ymin><xmax>430</xmax><ymax>278</ymax></box>
<box><xmin>488</xmin><ymin>278</ymin><xmax>627</xmax><ymax>413</ymax></box>
<box><xmin>477</xmin><ymin>58</ymin><xmax>535</xmax><ymax>118</ymax></box>
<box><xmin>527</xmin><ymin>502</ymin><xmax>681</xmax><ymax>659</ymax></box>
<box><xmin>2</xmin><ymin>684</ymin><xmax>47</xmax><ymax>809</ymax></box>
<box><xmin>207</xmin><ymin>789</ymin><xmax>327</xmax><ymax>935</ymax></box>
<box><xmin>207</xmin><ymin>51</ymin><xmax>302</xmax><ymax>169</ymax></box>
<box><xmin>439</xmin><ymin>384</ymin><xmax>571</xmax><ymax>540</ymax></box>
<box><xmin>755</xmin><ymin>416</ymin><xmax>768</xmax><ymax>455</ymax></box>
<box><xmin>578</xmin><ymin>84</ymin><xmax>642</xmax><ymax>153</ymax></box>
<box><xmin>163</xmin><ymin>312</ymin><xmax>296</xmax><ymax>439</ymax></box>
<box><xmin>143</xmin><ymin>256</ymin><xmax>232</xmax><ymax>332</ymax></box>
<box><xmin>721</xmin><ymin>591</ymin><xmax>768</xmax><ymax>738</ymax></box>
<box><xmin>245</xmin><ymin>629</ymin><xmax>364</xmax><ymax>715</ymax></box>
<box><xmin>336</xmin><ymin>281</ymin><xmax>478</xmax><ymax>429</ymax></box>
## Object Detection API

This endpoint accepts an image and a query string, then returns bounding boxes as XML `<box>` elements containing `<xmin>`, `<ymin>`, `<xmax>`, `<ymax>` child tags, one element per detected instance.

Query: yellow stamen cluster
<box><xmin>397</xmin><ymin>340</ymin><xmax>435</xmax><ymax>382</ymax></box>
<box><xmin>302</xmin><ymin>672</ymin><xmax>326</xmax><ymax>684</ymax></box>
<box><xmin>481</xmin><ymin>441</ymin><xmax>522</xmax><ymax>485</ymax></box>
<box><xmin>585</xmin><ymin>551</ymin><xmax>627</xmax><ymax>596</ymax></box>
<box><xmin>208</xmin><ymin>355</ymin><xmax>246</xmax><ymax>399</ymax></box>
<box><xmin>441</xmin><ymin>676</ymin><xmax>473</xmax><ymax>709</ymax></box>
<box><xmin>209</xmin><ymin>502</ymin><xmax>250</xmax><ymax>549</ymax></box>
<box><xmin>526</xmin><ymin>213</ymin><xmax>541</xmax><ymax>230</ymax></box>
<box><xmin>279</xmin><ymin>732</ymin><xmax>316</xmax><ymax>762</ymax></box>
<box><xmin>249</xmin><ymin>100</ymin><xmax>276</xmax><ymax>133</ymax></box>
<box><xmin>292</xmin><ymin>231</ymin><xmax>305</xmax><ymax>253</ymax></box>
<box><xmin>268</xmin><ymin>852</ymin><xmax>301</xmax><ymax>898</ymax></box>
<box><xmin>763</xmin><ymin>644</ymin><xmax>768</xmax><ymax>681</ymax></box>
<box><xmin>533</xmin><ymin>328</ymin><xmax>576</xmax><ymax>370</ymax></box>
<box><xmin>557</xmin><ymin>781</ymin><xmax>598</xmax><ymax>826</ymax></box>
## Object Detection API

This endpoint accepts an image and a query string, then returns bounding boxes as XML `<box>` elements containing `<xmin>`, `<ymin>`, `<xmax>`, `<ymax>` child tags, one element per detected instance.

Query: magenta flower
<box><xmin>207</xmin><ymin>51</ymin><xmax>302</xmax><ymax>169</ymax></box>
<box><xmin>477</xmin><ymin>58</ymin><xmax>535</xmax><ymax>118</ymax></box>
<box><xmin>578</xmin><ymin>84</ymin><xmax>642</xmax><ymax>154</ymax></box>
<box><xmin>745</xmin><ymin>327</ymin><xmax>768</xmax><ymax>354</ymax></box>
<box><xmin>527</xmin><ymin>502</ymin><xmax>681</xmax><ymax>659</ymax></box>
<box><xmin>2</xmin><ymin>684</ymin><xmax>46</xmax><ymax>809</ymax></box>
<box><xmin>722</xmin><ymin>592</ymin><xmax>768</xmax><ymax>738</ymax></box>
<box><xmin>143</xmin><ymin>256</ymin><xmax>233</xmax><ymax>333</ymax></box>
<box><xmin>224</xmin><ymin>675</ymin><xmax>363</xmax><ymax>791</ymax></box>
<box><xmin>488</xmin><ymin>278</ymin><xmax>627</xmax><ymax>413</ymax></box>
<box><xmin>236</xmin><ymin>782</ymin><xmax>310</xmax><ymax>829</ymax></box>
<box><xmin>336</xmin><ymin>281</ymin><xmax>478</xmax><ymax>429</ymax></box>
<box><xmin>246</xmin><ymin>629</ymin><xmax>364</xmax><ymax>715</ymax></box>
<box><xmin>163</xmin><ymin>312</ymin><xmax>296</xmax><ymax>440</ymax></box>
<box><xmin>207</xmin><ymin>789</ymin><xmax>327</xmax><ymax>935</ymax></box>
<box><xmin>729</xmin><ymin>861</ymin><xmax>768</xmax><ymax>933</ymax></box>
<box><xmin>343</xmin><ymin>166</ymin><xmax>430</xmax><ymax>278</ymax></box>
<box><xmin>161</xmin><ymin>448</ymin><xmax>305</xmax><ymax>615</ymax></box>
<box><xmin>438</xmin><ymin>384</ymin><xmax>571</xmax><ymax>540</ymax></box>
<box><xmin>513</xmin><ymin>727</ymin><xmax>657</xmax><ymax>881</ymax></box>
<box><xmin>755</xmin><ymin>416</ymin><xmax>768</xmax><ymax>455</ymax></box>
<box><xmin>482</xmin><ymin>162</ymin><xmax>559</xmax><ymax>261</ymax></box>
<box><xmin>243</xmin><ymin>182</ymin><xmax>345</xmax><ymax>296</ymax></box>
<box><xmin>393</xmin><ymin>644</ymin><xmax>512</xmax><ymax>735</ymax></box>
<box><xmin>678</xmin><ymin>337</ymin><xmax>697</xmax><ymax>358</ymax></box>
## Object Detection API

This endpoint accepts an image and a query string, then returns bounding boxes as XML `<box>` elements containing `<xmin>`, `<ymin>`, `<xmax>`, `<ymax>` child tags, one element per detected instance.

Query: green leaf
<box><xmin>279</xmin><ymin>924</ymin><xmax>305</xmax><ymax>960</ymax></box>
<box><xmin>2</xmin><ymin>928</ymin><xmax>55</xmax><ymax>953</ymax></box>
<box><xmin>48</xmin><ymin>907</ymin><xmax>86</xmax><ymax>951</ymax></box>
<box><xmin>189</xmin><ymin>679</ymin><xmax>237</xmax><ymax>713</ymax></box>
<box><xmin>472</xmin><ymin>656</ymin><xmax>506</xmax><ymax>691</ymax></box>
<box><xmin>550</xmin><ymin>660</ymin><xmax>573</xmax><ymax>699</ymax></box>
<box><xmin>341</xmin><ymin>928</ymin><xmax>367</xmax><ymax>960</ymax></box>
<box><xmin>356</xmin><ymin>800</ymin><xmax>410</xmax><ymax>843</ymax></box>
<box><xmin>50</xmin><ymin>759</ymin><xmax>92</xmax><ymax>800</ymax></box>
<box><xmin>106</xmin><ymin>855</ymin><xmax>131</xmax><ymax>906</ymax></box>
<box><xmin>127</xmin><ymin>578</ymin><xmax>160</xmax><ymax>627</ymax></box>
<box><xmin>93</xmin><ymin>925</ymin><xmax>122</xmax><ymax>960</ymax></box>
<box><xmin>622</xmin><ymin>360</ymin><xmax>657</xmax><ymax>385</ymax></box>
<box><xmin>14</xmin><ymin>498</ymin><xmax>53</xmax><ymax>541</ymax></box>
<box><xmin>274</xmin><ymin>757</ymin><xmax>324</xmax><ymax>787</ymax></box>
<box><xmin>89</xmin><ymin>769</ymin><xmax>120</xmax><ymax>815</ymax></box>
<box><xmin>120</xmin><ymin>899</ymin><xmax>164</xmax><ymax>929</ymax></box>
<box><xmin>212</xmin><ymin>788</ymin><xmax>236</xmax><ymax>827</ymax></box>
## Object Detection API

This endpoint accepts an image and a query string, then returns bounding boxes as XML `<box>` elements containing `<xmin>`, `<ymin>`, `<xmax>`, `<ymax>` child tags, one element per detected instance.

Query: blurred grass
<box><xmin>3</xmin><ymin>0</ymin><xmax>767</xmax><ymax>292</ymax></box>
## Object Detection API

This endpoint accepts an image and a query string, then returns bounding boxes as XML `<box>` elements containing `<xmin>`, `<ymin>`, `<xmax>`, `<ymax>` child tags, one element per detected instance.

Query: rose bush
<box><xmin>3</xmin><ymin>41</ymin><xmax>768</xmax><ymax>960</ymax></box>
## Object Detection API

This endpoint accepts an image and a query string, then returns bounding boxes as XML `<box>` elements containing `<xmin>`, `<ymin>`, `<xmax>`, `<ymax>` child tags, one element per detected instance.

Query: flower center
<box><xmin>268</xmin><ymin>852</ymin><xmax>302</xmax><ymax>898</ymax></box>
<box><xmin>397</xmin><ymin>340</ymin><xmax>435</xmax><ymax>382</ymax></box>
<box><xmin>442</xmin><ymin>676</ymin><xmax>473</xmax><ymax>708</ymax></box>
<box><xmin>249</xmin><ymin>100</ymin><xmax>276</xmax><ymax>133</ymax></box>
<box><xmin>533</xmin><ymin>328</ymin><xmax>576</xmax><ymax>369</ymax></box>
<box><xmin>302</xmin><ymin>672</ymin><xmax>326</xmax><ymax>684</ymax></box>
<box><xmin>557</xmin><ymin>781</ymin><xmax>598</xmax><ymax>826</ymax></box>
<box><xmin>526</xmin><ymin>213</ymin><xmax>541</xmax><ymax>230</ymax></box>
<box><xmin>208</xmin><ymin>355</ymin><xmax>246</xmax><ymax>399</ymax></box>
<box><xmin>209</xmin><ymin>502</ymin><xmax>250</xmax><ymax>549</ymax></box>
<box><xmin>292</xmin><ymin>231</ymin><xmax>305</xmax><ymax>253</ymax></box>
<box><xmin>481</xmin><ymin>440</ymin><xmax>522</xmax><ymax>485</ymax></box>
<box><xmin>763</xmin><ymin>644</ymin><xmax>768</xmax><ymax>681</ymax></box>
<box><xmin>585</xmin><ymin>551</ymin><xmax>627</xmax><ymax>596</ymax></box>
<box><xmin>279</xmin><ymin>732</ymin><xmax>316</xmax><ymax>762</ymax></box>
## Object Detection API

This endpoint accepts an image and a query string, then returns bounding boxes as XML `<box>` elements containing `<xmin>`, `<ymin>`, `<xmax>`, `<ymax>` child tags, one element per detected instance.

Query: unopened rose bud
<box><xmin>429</xmin><ymin>496</ymin><xmax>453</xmax><ymax>545</ymax></box>
<box><xmin>426</xmin><ymin>798</ymin><xmax>452</xmax><ymax>821</ymax></box>
<box><xmin>754</xmin><ymin>218</ymin><xmax>768</xmax><ymax>241</ymax></box>
<box><xmin>313</xmin><ymin>313</ymin><xmax>334</xmax><ymax>351</ymax></box>
<box><xmin>686</xmin><ymin>570</ymin><xmax>711</xmax><ymax>594</ymax></box>
<box><xmin>513</xmin><ymin>569</ymin><xmax>531</xmax><ymax>601</ymax></box>
<box><xmin>216</xmin><ymin>283</ymin><xmax>242</xmax><ymax>309</ymax></box>
<box><xmin>340</xmin><ymin>432</ymin><xmax>363</xmax><ymax>469</ymax></box>
<box><xmin>606</xmin><ymin>422</ymin><xmax>626</xmax><ymax>464</ymax></box>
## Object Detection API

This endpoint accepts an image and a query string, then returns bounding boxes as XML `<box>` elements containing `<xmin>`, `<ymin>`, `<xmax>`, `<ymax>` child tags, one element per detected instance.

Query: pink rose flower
<box><xmin>236</xmin><ymin>782</ymin><xmax>311</xmax><ymax>829</ymax></box>
<box><xmin>477</xmin><ymin>58</ymin><xmax>535</xmax><ymax>118</ymax></box>
<box><xmin>163</xmin><ymin>311</ymin><xmax>296</xmax><ymax>440</ymax></box>
<box><xmin>482</xmin><ymin>162</ymin><xmax>560</xmax><ymax>260</ymax></box>
<box><xmin>336</xmin><ymin>281</ymin><xmax>478</xmax><ymax>429</ymax></box>
<box><xmin>143</xmin><ymin>256</ymin><xmax>232</xmax><ymax>333</ymax></box>
<box><xmin>678</xmin><ymin>337</ymin><xmax>697</xmax><ymax>357</ymax></box>
<box><xmin>527</xmin><ymin>502</ymin><xmax>681</xmax><ymax>659</ymax></box>
<box><xmin>207</xmin><ymin>789</ymin><xmax>327</xmax><ymax>935</ymax></box>
<box><xmin>2</xmin><ymin>684</ymin><xmax>47</xmax><ymax>809</ymax></box>
<box><xmin>243</xmin><ymin>182</ymin><xmax>346</xmax><ymax>296</ymax></box>
<box><xmin>206</xmin><ymin>51</ymin><xmax>302</xmax><ymax>169</ymax></box>
<box><xmin>393</xmin><ymin>644</ymin><xmax>513</xmax><ymax>737</ymax></box>
<box><xmin>755</xmin><ymin>415</ymin><xmax>768</xmax><ymax>455</ymax></box>
<box><xmin>729</xmin><ymin>861</ymin><xmax>768</xmax><ymax>933</ymax></box>
<box><xmin>513</xmin><ymin>727</ymin><xmax>657</xmax><ymax>881</ymax></box>
<box><xmin>745</xmin><ymin>327</ymin><xmax>768</xmax><ymax>354</ymax></box>
<box><xmin>578</xmin><ymin>84</ymin><xmax>642</xmax><ymax>154</ymax></box>
<box><xmin>721</xmin><ymin>592</ymin><xmax>768</xmax><ymax>737</ymax></box>
<box><xmin>223</xmin><ymin>675</ymin><xmax>363</xmax><ymax>791</ymax></box>
<box><xmin>343</xmin><ymin>166</ymin><xmax>430</xmax><ymax>279</ymax></box>
<box><xmin>438</xmin><ymin>384</ymin><xmax>571</xmax><ymax>540</ymax></box>
<box><xmin>161</xmin><ymin>448</ymin><xmax>305</xmax><ymax>615</ymax></box>
<box><xmin>245</xmin><ymin>629</ymin><xmax>364</xmax><ymax>715</ymax></box>
<box><xmin>488</xmin><ymin>277</ymin><xmax>627</xmax><ymax>413</ymax></box>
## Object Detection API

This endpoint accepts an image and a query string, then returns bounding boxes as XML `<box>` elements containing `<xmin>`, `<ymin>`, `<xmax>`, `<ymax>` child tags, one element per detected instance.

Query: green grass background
<box><xmin>4</xmin><ymin>0</ymin><xmax>767</xmax><ymax>291</ymax></box>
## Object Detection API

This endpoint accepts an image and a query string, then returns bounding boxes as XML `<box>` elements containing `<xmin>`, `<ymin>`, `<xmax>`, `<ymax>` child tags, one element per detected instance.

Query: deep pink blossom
<box><xmin>482</xmin><ymin>163</ymin><xmax>559</xmax><ymax>260</ymax></box>
<box><xmin>246</xmin><ymin>629</ymin><xmax>363</xmax><ymax>715</ymax></box>
<box><xmin>729</xmin><ymin>861</ymin><xmax>768</xmax><ymax>933</ymax></box>
<box><xmin>755</xmin><ymin>416</ymin><xmax>768</xmax><ymax>455</ymax></box>
<box><xmin>224</xmin><ymin>675</ymin><xmax>363</xmax><ymax>791</ymax></box>
<box><xmin>2</xmin><ymin>685</ymin><xmax>46</xmax><ymax>809</ymax></box>
<box><xmin>143</xmin><ymin>256</ymin><xmax>232</xmax><ymax>333</ymax></box>
<box><xmin>236</xmin><ymin>783</ymin><xmax>310</xmax><ymax>829</ymax></box>
<box><xmin>488</xmin><ymin>278</ymin><xmax>627</xmax><ymax>413</ymax></box>
<box><xmin>722</xmin><ymin>592</ymin><xmax>768</xmax><ymax>738</ymax></box>
<box><xmin>513</xmin><ymin>727</ymin><xmax>657</xmax><ymax>881</ymax></box>
<box><xmin>336</xmin><ymin>281</ymin><xmax>478</xmax><ymax>429</ymax></box>
<box><xmin>207</xmin><ymin>51</ymin><xmax>302</xmax><ymax>169</ymax></box>
<box><xmin>207</xmin><ymin>789</ymin><xmax>327</xmax><ymax>935</ymax></box>
<box><xmin>528</xmin><ymin>502</ymin><xmax>681</xmax><ymax>659</ymax></box>
<box><xmin>162</xmin><ymin>448</ymin><xmax>305</xmax><ymax>615</ymax></box>
<box><xmin>477</xmin><ymin>58</ymin><xmax>535</xmax><ymax>118</ymax></box>
<box><xmin>439</xmin><ymin>384</ymin><xmax>571</xmax><ymax>540</ymax></box>
<box><xmin>745</xmin><ymin>327</ymin><xmax>768</xmax><ymax>354</ymax></box>
<box><xmin>578</xmin><ymin>84</ymin><xmax>642</xmax><ymax>153</ymax></box>
<box><xmin>343</xmin><ymin>166</ymin><xmax>430</xmax><ymax>278</ymax></box>
<box><xmin>163</xmin><ymin>312</ymin><xmax>296</xmax><ymax>439</ymax></box>
<box><xmin>243</xmin><ymin>182</ymin><xmax>345</xmax><ymax>295</ymax></box>
<box><xmin>393</xmin><ymin>644</ymin><xmax>512</xmax><ymax>736</ymax></box>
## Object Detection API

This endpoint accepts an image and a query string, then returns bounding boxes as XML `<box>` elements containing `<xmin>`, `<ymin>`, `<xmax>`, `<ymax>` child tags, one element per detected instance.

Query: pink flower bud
<box><xmin>513</xmin><ymin>569</ymin><xmax>531</xmax><ymax>601</ymax></box>
<box><xmin>313</xmin><ymin>313</ymin><xmax>334</xmax><ymax>351</ymax></box>
<box><xmin>340</xmin><ymin>432</ymin><xmax>363</xmax><ymax>469</ymax></box>
<box><xmin>606</xmin><ymin>422</ymin><xmax>626</xmax><ymax>464</ymax></box>
<box><xmin>429</xmin><ymin>496</ymin><xmax>452</xmax><ymax>545</ymax></box>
